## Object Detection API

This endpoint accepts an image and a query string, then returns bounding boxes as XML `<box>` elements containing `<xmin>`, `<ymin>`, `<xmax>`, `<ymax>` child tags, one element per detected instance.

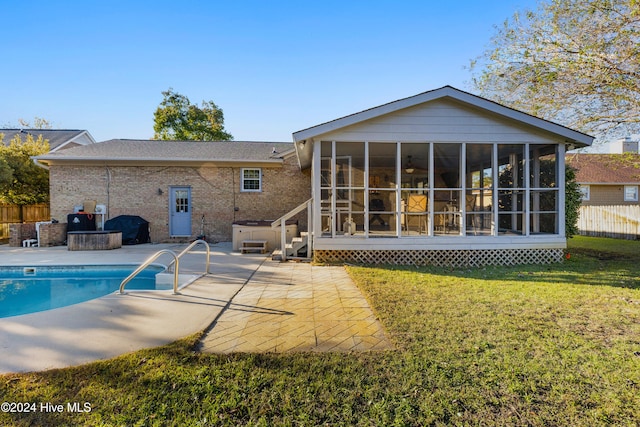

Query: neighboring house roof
<box><xmin>35</xmin><ymin>139</ymin><xmax>296</xmax><ymax>167</ymax></box>
<box><xmin>292</xmin><ymin>86</ymin><xmax>594</xmax><ymax>169</ymax></box>
<box><xmin>566</xmin><ymin>153</ymin><xmax>640</xmax><ymax>184</ymax></box>
<box><xmin>0</xmin><ymin>129</ymin><xmax>96</xmax><ymax>152</ymax></box>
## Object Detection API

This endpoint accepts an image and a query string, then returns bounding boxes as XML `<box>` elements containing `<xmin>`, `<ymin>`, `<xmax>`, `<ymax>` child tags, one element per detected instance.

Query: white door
<box><xmin>170</xmin><ymin>187</ymin><xmax>191</xmax><ymax>237</ymax></box>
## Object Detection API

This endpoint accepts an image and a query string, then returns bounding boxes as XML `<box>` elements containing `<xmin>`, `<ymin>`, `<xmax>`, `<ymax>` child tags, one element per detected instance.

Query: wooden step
<box><xmin>241</xmin><ymin>240</ymin><xmax>268</xmax><ymax>254</ymax></box>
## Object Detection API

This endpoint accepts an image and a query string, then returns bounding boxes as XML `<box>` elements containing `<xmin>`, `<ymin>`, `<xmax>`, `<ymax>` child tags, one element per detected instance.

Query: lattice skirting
<box><xmin>314</xmin><ymin>248</ymin><xmax>565</xmax><ymax>267</ymax></box>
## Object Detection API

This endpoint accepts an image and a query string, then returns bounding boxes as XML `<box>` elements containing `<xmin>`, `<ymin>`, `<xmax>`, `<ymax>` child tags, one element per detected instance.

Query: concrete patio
<box><xmin>0</xmin><ymin>242</ymin><xmax>391</xmax><ymax>374</ymax></box>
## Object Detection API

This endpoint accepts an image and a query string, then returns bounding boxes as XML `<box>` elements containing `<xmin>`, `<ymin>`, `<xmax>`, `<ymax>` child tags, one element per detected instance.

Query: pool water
<box><xmin>0</xmin><ymin>265</ymin><xmax>165</xmax><ymax>318</ymax></box>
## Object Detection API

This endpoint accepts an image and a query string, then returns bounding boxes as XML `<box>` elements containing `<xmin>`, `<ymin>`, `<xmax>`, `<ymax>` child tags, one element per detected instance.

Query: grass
<box><xmin>1</xmin><ymin>236</ymin><xmax>639</xmax><ymax>426</ymax></box>
<box><xmin>567</xmin><ymin>235</ymin><xmax>640</xmax><ymax>259</ymax></box>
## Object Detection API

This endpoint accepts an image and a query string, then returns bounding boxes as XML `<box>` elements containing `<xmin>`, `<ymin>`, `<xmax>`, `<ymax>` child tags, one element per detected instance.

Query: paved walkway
<box><xmin>199</xmin><ymin>261</ymin><xmax>392</xmax><ymax>353</ymax></box>
<box><xmin>0</xmin><ymin>243</ymin><xmax>392</xmax><ymax>373</ymax></box>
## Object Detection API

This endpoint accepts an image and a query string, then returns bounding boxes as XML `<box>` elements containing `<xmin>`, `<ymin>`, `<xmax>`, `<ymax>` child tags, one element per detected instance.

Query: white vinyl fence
<box><xmin>578</xmin><ymin>205</ymin><xmax>640</xmax><ymax>240</ymax></box>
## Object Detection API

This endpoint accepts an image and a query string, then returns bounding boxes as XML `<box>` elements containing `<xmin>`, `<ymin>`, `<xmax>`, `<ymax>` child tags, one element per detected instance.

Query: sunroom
<box><xmin>293</xmin><ymin>87</ymin><xmax>593</xmax><ymax>266</ymax></box>
<box><xmin>317</xmin><ymin>140</ymin><xmax>561</xmax><ymax>239</ymax></box>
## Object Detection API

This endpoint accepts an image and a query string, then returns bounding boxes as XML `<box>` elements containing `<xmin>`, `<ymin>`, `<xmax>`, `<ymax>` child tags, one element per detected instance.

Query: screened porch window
<box><xmin>318</xmin><ymin>141</ymin><xmax>561</xmax><ymax>238</ymax></box>
<box><xmin>465</xmin><ymin>144</ymin><xmax>494</xmax><ymax>236</ymax></box>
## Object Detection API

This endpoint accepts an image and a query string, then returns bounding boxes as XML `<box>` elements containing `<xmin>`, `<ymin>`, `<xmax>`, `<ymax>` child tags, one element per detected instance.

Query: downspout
<box><xmin>105</xmin><ymin>166</ymin><xmax>112</xmax><ymax>221</ymax></box>
<box><xmin>232</xmin><ymin>167</ymin><xmax>237</xmax><ymax>222</ymax></box>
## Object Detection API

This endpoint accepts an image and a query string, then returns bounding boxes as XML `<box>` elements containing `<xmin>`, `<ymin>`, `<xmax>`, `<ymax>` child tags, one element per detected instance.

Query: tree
<box><xmin>2</xmin><ymin>117</ymin><xmax>53</xmax><ymax>129</ymax></box>
<box><xmin>564</xmin><ymin>165</ymin><xmax>582</xmax><ymax>238</ymax></box>
<box><xmin>471</xmin><ymin>0</ymin><xmax>640</xmax><ymax>140</ymax></box>
<box><xmin>153</xmin><ymin>89</ymin><xmax>233</xmax><ymax>141</ymax></box>
<box><xmin>18</xmin><ymin>117</ymin><xmax>52</xmax><ymax>129</ymax></box>
<box><xmin>0</xmin><ymin>133</ymin><xmax>50</xmax><ymax>205</ymax></box>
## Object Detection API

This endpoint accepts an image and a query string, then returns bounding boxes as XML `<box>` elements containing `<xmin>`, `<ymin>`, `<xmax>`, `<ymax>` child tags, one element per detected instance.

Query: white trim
<box><xmin>364</xmin><ymin>141</ymin><xmax>370</xmax><ymax>238</ymax></box>
<box><xmin>558</xmin><ymin>143</ymin><xmax>566</xmax><ymax>237</ymax></box>
<box><xmin>579</xmin><ymin>185</ymin><xmax>591</xmax><ymax>201</ymax></box>
<box><xmin>330</xmin><ymin>142</ymin><xmax>336</xmax><ymax>238</ymax></box>
<box><xmin>624</xmin><ymin>185</ymin><xmax>639</xmax><ymax>202</ymax></box>
<box><xmin>37</xmin><ymin>157</ymin><xmax>284</xmax><ymax>166</ymax></box>
<box><xmin>313</xmin><ymin>235</ymin><xmax>567</xmax><ymax>251</ymax></box>
<box><xmin>492</xmin><ymin>143</ymin><xmax>499</xmax><ymax>236</ymax></box>
<box><xmin>524</xmin><ymin>143</ymin><xmax>530</xmax><ymax>236</ymax></box>
<box><xmin>429</xmin><ymin>142</ymin><xmax>435</xmax><ymax>236</ymax></box>
<box><xmin>241</xmin><ymin>167</ymin><xmax>262</xmax><ymax>192</ymax></box>
<box><xmin>315</xmin><ymin>140</ymin><xmax>564</xmax><ymax>247</ymax></box>
<box><xmin>461</xmin><ymin>142</ymin><xmax>467</xmax><ymax>233</ymax></box>
<box><xmin>395</xmin><ymin>142</ymin><xmax>402</xmax><ymax>236</ymax></box>
<box><xmin>50</xmin><ymin>130</ymin><xmax>98</xmax><ymax>152</ymax></box>
<box><xmin>169</xmin><ymin>186</ymin><xmax>192</xmax><ymax>237</ymax></box>
<box><xmin>312</xmin><ymin>140</ymin><xmax>322</xmax><ymax>240</ymax></box>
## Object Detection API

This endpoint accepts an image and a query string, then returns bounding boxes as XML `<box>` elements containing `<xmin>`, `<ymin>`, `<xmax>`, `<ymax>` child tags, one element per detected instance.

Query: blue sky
<box><xmin>1</xmin><ymin>0</ymin><xmax>538</xmax><ymax>143</ymax></box>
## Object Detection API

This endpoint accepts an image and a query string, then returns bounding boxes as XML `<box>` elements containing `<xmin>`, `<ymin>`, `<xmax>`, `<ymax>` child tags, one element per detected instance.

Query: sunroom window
<box><xmin>465</xmin><ymin>144</ymin><xmax>494</xmax><ymax>236</ymax></box>
<box><xmin>318</xmin><ymin>141</ymin><xmax>561</xmax><ymax>238</ymax></box>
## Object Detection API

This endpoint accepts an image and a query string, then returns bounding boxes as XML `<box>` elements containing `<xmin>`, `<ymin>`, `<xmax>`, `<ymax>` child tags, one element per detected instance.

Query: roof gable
<box><xmin>293</xmin><ymin>86</ymin><xmax>594</xmax><ymax>169</ymax></box>
<box><xmin>0</xmin><ymin>129</ymin><xmax>96</xmax><ymax>151</ymax></box>
<box><xmin>294</xmin><ymin>86</ymin><xmax>593</xmax><ymax>145</ymax></box>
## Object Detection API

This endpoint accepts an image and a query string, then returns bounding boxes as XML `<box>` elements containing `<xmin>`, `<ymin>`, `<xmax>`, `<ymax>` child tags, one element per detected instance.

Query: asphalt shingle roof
<box><xmin>566</xmin><ymin>153</ymin><xmax>640</xmax><ymax>184</ymax></box>
<box><xmin>36</xmin><ymin>139</ymin><xmax>295</xmax><ymax>163</ymax></box>
<box><xmin>0</xmin><ymin>129</ymin><xmax>89</xmax><ymax>150</ymax></box>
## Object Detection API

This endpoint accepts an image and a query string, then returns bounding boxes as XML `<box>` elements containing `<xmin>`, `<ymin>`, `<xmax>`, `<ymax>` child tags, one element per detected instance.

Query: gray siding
<box><xmin>315</xmin><ymin>99</ymin><xmax>560</xmax><ymax>144</ymax></box>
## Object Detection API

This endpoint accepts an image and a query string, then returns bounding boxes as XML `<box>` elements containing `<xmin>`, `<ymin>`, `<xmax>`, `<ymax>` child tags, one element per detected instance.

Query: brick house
<box><xmin>35</xmin><ymin>140</ymin><xmax>311</xmax><ymax>243</ymax></box>
<box><xmin>36</xmin><ymin>86</ymin><xmax>595</xmax><ymax>265</ymax></box>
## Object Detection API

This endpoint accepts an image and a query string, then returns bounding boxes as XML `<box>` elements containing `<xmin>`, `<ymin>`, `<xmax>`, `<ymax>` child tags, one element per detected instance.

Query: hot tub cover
<box><xmin>104</xmin><ymin>215</ymin><xmax>150</xmax><ymax>245</ymax></box>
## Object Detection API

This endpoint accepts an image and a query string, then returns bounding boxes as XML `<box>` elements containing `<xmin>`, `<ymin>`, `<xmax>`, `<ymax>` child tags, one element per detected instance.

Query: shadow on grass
<box><xmin>351</xmin><ymin>249</ymin><xmax>640</xmax><ymax>291</ymax></box>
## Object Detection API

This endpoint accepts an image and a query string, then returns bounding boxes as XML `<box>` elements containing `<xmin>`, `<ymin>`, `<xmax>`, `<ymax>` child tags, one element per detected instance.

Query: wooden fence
<box><xmin>578</xmin><ymin>205</ymin><xmax>640</xmax><ymax>240</ymax></box>
<box><xmin>0</xmin><ymin>203</ymin><xmax>51</xmax><ymax>241</ymax></box>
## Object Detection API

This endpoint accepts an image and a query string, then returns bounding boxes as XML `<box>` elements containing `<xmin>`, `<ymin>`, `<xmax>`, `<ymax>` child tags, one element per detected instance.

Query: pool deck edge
<box><xmin>0</xmin><ymin>243</ymin><xmax>267</xmax><ymax>373</ymax></box>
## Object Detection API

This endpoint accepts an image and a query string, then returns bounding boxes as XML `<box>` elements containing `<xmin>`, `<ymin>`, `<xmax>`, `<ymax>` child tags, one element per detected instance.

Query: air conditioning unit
<box><xmin>95</xmin><ymin>204</ymin><xmax>107</xmax><ymax>214</ymax></box>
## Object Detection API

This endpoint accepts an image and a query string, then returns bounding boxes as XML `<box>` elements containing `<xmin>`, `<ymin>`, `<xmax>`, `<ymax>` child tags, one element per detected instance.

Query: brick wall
<box><xmin>9</xmin><ymin>223</ymin><xmax>36</xmax><ymax>247</ymax></box>
<box><xmin>49</xmin><ymin>155</ymin><xmax>311</xmax><ymax>242</ymax></box>
<box><xmin>9</xmin><ymin>222</ymin><xmax>67</xmax><ymax>247</ymax></box>
<box><xmin>38</xmin><ymin>222</ymin><xmax>67</xmax><ymax>247</ymax></box>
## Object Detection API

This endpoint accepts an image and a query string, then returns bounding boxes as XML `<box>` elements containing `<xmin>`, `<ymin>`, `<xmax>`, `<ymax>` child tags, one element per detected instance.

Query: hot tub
<box><xmin>232</xmin><ymin>220</ymin><xmax>297</xmax><ymax>252</ymax></box>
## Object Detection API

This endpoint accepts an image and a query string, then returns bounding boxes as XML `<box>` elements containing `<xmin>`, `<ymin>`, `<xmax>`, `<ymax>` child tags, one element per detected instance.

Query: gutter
<box><xmin>31</xmin><ymin>156</ymin><xmax>49</xmax><ymax>170</ymax></box>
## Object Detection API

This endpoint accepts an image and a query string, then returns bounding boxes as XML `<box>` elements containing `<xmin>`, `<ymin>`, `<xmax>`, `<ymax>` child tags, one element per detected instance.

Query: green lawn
<box><xmin>1</xmin><ymin>236</ymin><xmax>639</xmax><ymax>426</ymax></box>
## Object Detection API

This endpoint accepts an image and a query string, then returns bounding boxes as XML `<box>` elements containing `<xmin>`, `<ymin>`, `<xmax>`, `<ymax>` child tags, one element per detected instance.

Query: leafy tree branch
<box><xmin>0</xmin><ymin>133</ymin><xmax>50</xmax><ymax>205</ymax></box>
<box><xmin>153</xmin><ymin>89</ymin><xmax>233</xmax><ymax>141</ymax></box>
<box><xmin>471</xmin><ymin>0</ymin><xmax>640</xmax><ymax>140</ymax></box>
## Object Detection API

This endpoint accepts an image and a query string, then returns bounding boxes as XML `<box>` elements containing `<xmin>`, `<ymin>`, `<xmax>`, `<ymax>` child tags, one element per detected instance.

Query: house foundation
<box><xmin>313</xmin><ymin>248</ymin><xmax>565</xmax><ymax>267</ymax></box>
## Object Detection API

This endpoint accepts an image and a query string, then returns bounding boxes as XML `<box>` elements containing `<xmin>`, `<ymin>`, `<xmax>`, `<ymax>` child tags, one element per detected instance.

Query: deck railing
<box><xmin>271</xmin><ymin>198</ymin><xmax>313</xmax><ymax>261</ymax></box>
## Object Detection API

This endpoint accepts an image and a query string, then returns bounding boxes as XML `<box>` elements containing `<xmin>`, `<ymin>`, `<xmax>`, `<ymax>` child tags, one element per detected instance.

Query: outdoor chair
<box><xmin>404</xmin><ymin>194</ymin><xmax>428</xmax><ymax>234</ymax></box>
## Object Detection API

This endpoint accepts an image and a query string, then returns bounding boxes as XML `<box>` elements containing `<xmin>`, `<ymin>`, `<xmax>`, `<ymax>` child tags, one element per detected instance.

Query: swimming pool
<box><xmin>0</xmin><ymin>265</ymin><xmax>166</xmax><ymax>318</ymax></box>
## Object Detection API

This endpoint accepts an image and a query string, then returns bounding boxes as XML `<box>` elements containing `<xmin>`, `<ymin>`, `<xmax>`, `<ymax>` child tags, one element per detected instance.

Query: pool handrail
<box><xmin>166</xmin><ymin>239</ymin><xmax>211</xmax><ymax>274</ymax></box>
<box><xmin>119</xmin><ymin>249</ymin><xmax>180</xmax><ymax>295</ymax></box>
